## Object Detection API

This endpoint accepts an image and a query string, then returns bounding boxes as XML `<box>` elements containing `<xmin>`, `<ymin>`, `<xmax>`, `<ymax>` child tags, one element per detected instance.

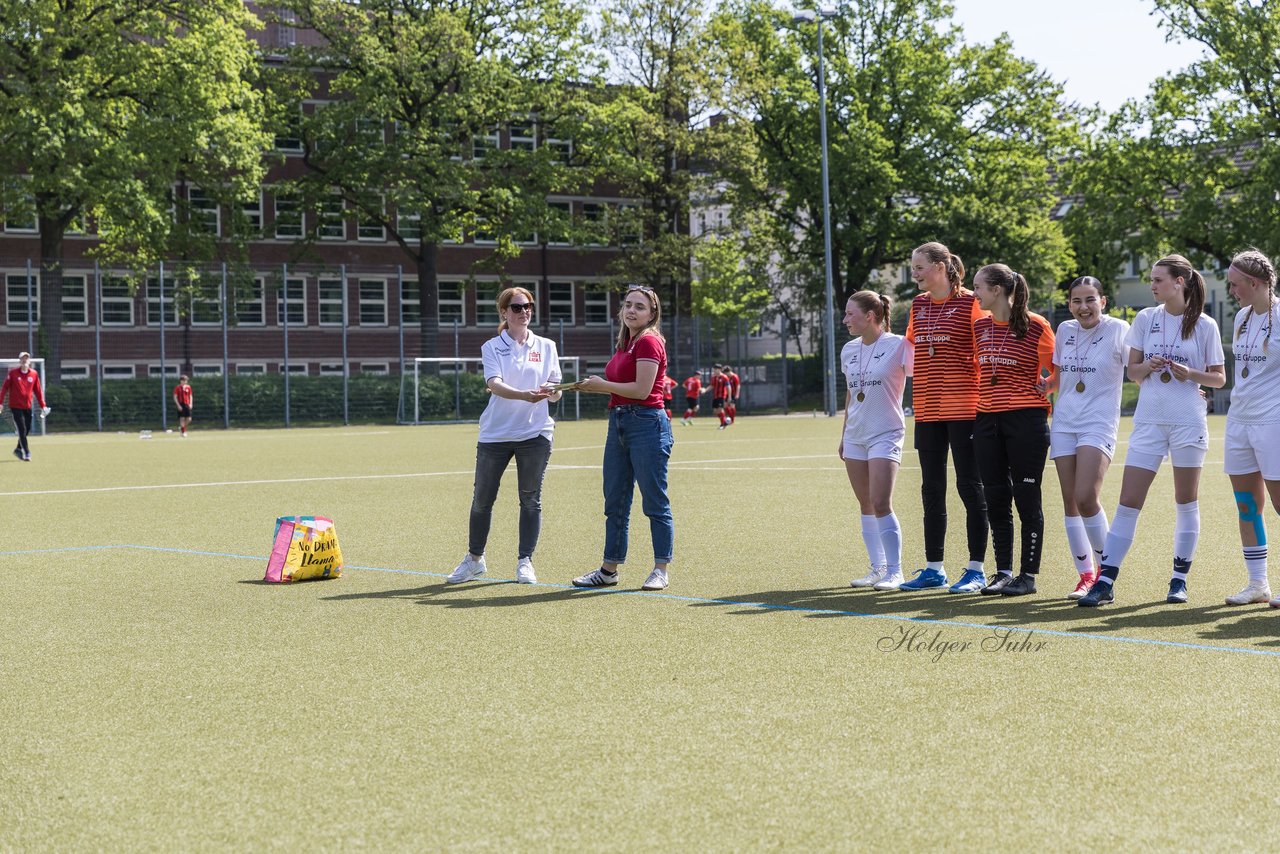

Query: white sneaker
<box><xmin>516</xmin><ymin>557</ymin><xmax>537</xmax><ymax>584</ymax></box>
<box><xmin>873</xmin><ymin>569</ymin><xmax>905</xmax><ymax>590</ymax></box>
<box><xmin>641</xmin><ymin>568</ymin><xmax>668</xmax><ymax>590</ymax></box>
<box><xmin>572</xmin><ymin>568</ymin><xmax>618</xmax><ymax>588</ymax></box>
<box><xmin>446</xmin><ymin>554</ymin><xmax>487</xmax><ymax>584</ymax></box>
<box><xmin>1225</xmin><ymin>584</ymin><xmax>1271</xmax><ymax>605</ymax></box>
<box><xmin>851</xmin><ymin>565</ymin><xmax>887</xmax><ymax>588</ymax></box>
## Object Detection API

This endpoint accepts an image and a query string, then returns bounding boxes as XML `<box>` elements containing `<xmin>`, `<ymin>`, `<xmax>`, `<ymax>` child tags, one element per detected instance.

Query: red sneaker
<box><xmin>1068</xmin><ymin>570</ymin><xmax>1097</xmax><ymax>600</ymax></box>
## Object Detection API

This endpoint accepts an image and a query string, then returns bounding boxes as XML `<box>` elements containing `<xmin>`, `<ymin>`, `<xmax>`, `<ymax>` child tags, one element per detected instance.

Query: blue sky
<box><xmin>947</xmin><ymin>0</ymin><xmax>1209</xmax><ymax>112</ymax></box>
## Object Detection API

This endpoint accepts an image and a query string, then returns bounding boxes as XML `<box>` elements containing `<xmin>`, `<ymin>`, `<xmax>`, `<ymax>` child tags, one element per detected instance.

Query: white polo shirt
<box><xmin>478</xmin><ymin>330</ymin><xmax>562</xmax><ymax>443</ymax></box>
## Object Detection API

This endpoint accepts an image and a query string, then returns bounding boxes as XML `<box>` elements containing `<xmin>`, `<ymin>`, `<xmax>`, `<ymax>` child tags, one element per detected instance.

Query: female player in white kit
<box><xmin>1050</xmin><ymin>276</ymin><xmax>1130</xmax><ymax>599</ymax></box>
<box><xmin>840</xmin><ymin>291</ymin><xmax>913</xmax><ymax>591</ymax></box>
<box><xmin>1220</xmin><ymin>249</ymin><xmax>1280</xmax><ymax>607</ymax></box>
<box><xmin>1079</xmin><ymin>255</ymin><xmax>1225</xmax><ymax>606</ymax></box>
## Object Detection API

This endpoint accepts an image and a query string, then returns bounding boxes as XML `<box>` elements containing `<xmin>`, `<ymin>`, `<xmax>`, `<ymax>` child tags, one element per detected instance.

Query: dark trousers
<box><xmin>973</xmin><ymin>409</ymin><xmax>1050</xmax><ymax>574</ymax></box>
<box><xmin>915</xmin><ymin>419</ymin><xmax>988</xmax><ymax>564</ymax></box>
<box><xmin>468</xmin><ymin>435</ymin><xmax>553</xmax><ymax>559</ymax></box>
<box><xmin>12</xmin><ymin>408</ymin><xmax>32</xmax><ymax>454</ymax></box>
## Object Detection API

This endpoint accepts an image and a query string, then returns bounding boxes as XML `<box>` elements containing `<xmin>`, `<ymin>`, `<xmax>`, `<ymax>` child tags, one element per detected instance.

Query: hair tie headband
<box><xmin>1230</xmin><ymin>264</ymin><xmax>1269</xmax><ymax>286</ymax></box>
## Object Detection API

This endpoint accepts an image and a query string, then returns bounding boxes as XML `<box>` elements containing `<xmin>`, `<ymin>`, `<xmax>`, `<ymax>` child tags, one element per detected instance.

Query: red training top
<box><xmin>728</xmin><ymin>372</ymin><xmax>741</xmax><ymax>397</ymax></box>
<box><xmin>683</xmin><ymin>375</ymin><xmax>702</xmax><ymax>396</ymax></box>
<box><xmin>663</xmin><ymin>375</ymin><xmax>677</xmax><ymax>401</ymax></box>
<box><xmin>606</xmin><ymin>333</ymin><xmax>667</xmax><ymax>409</ymax></box>
<box><xmin>1</xmin><ymin>366</ymin><xmax>45</xmax><ymax>409</ymax></box>
<box><xmin>174</xmin><ymin>383</ymin><xmax>193</xmax><ymax>406</ymax></box>
<box><xmin>711</xmin><ymin>373</ymin><xmax>731</xmax><ymax>399</ymax></box>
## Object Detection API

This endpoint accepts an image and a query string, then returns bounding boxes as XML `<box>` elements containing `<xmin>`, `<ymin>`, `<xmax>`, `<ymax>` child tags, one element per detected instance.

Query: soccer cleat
<box><xmin>22</xmin><ymin>451</ymin><xmax>29</xmax><ymax>461</ymax></box>
<box><xmin>1166</xmin><ymin>578</ymin><xmax>1189</xmax><ymax>604</ymax></box>
<box><xmin>1078</xmin><ymin>581</ymin><xmax>1115</xmax><ymax>607</ymax></box>
<box><xmin>1067</xmin><ymin>570</ymin><xmax>1098</xmax><ymax>600</ymax></box>
<box><xmin>572</xmin><ymin>568</ymin><xmax>618</xmax><ymax>588</ymax></box>
<box><xmin>899</xmin><ymin>568</ymin><xmax>948</xmax><ymax>590</ymax></box>
<box><xmin>1225</xmin><ymin>584</ymin><xmax>1271</xmax><ymax>606</ymax></box>
<box><xmin>641</xmin><ymin>568</ymin><xmax>668</xmax><ymax>591</ymax></box>
<box><xmin>515</xmin><ymin>557</ymin><xmax>537</xmax><ymax>584</ymax></box>
<box><xmin>446</xmin><ymin>554</ymin><xmax>487</xmax><ymax>584</ymax></box>
<box><xmin>851</xmin><ymin>565</ymin><xmax>888</xmax><ymax>588</ymax></box>
<box><xmin>947</xmin><ymin>569</ymin><xmax>986</xmax><ymax>594</ymax></box>
<box><xmin>11</xmin><ymin>448</ymin><xmax>21</xmax><ymax>461</ymax></box>
<box><xmin>981</xmin><ymin>573</ymin><xmax>1015</xmax><ymax>595</ymax></box>
<box><xmin>1000</xmin><ymin>573</ymin><xmax>1037</xmax><ymax>596</ymax></box>
<box><xmin>873</xmin><ymin>569</ymin><xmax>905</xmax><ymax>590</ymax></box>
<box><xmin>1270</xmin><ymin>594</ymin><xmax>1280</xmax><ymax>609</ymax></box>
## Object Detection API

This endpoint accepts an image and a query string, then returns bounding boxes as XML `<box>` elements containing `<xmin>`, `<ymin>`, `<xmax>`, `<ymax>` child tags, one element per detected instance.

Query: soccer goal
<box><xmin>0</xmin><ymin>357</ymin><xmax>46</xmax><ymax>436</ymax></box>
<box><xmin>406</xmin><ymin>355</ymin><xmax>581</xmax><ymax>425</ymax></box>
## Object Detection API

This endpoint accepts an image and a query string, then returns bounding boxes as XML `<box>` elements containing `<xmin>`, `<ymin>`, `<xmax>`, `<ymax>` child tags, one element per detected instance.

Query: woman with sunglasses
<box><xmin>447</xmin><ymin>286</ymin><xmax>563</xmax><ymax>586</ymax></box>
<box><xmin>572</xmin><ymin>285</ymin><xmax>675</xmax><ymax>591</ymax></box>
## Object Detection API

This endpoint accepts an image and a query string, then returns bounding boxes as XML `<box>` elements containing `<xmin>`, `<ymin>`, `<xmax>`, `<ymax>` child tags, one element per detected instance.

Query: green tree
<box><xmin>708</xmin><ymin>0</ymin><xmax>1077</xmax><ymax>308</ymax></box>
<box><xmin>1063</xmin><ymin>0</ymin><xmax>1280</xmax><ymax>278</ymax></box>
<box><xmin>0</xmin><ymin>1</ymin><xmax>271</xmax><ymax>381</ymax></box>
<box><xmin>276</xmin><ymin>0</ymin><xmax>594</xmax><ymax>358</ymax></box>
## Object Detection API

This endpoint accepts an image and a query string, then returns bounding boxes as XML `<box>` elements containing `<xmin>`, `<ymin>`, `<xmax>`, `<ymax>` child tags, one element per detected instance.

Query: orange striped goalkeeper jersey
<box><xmin>905</xmin><ymin>290</ymin><xmax>985</xmax><ymax>421</ymax></box>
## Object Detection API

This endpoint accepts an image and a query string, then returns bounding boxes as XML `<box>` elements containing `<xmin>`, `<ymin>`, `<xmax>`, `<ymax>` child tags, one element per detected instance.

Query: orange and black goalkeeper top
<box><xmin>905</xmin><ymin>290</ymin><xmax>984</xmax><ymax>421</ymax></box>
<box><xmin>975</xmin><ymin>312</ymin><xmax>1056</xmax><ymax>413</ymax></box>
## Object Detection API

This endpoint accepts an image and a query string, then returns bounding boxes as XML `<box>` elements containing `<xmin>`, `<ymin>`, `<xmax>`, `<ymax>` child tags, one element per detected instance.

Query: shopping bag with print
<box><xmin>263</xmin><ymin>515</ymin><xmax>344</xmax><ymax>583</ymax></box>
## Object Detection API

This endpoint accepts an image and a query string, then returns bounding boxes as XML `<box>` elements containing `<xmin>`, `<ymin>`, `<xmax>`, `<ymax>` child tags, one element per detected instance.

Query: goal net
<box><xmin>0</xmin><ymin>357</ymin><xmax>46</xmax><ymax>436</ymax></box>
<box><xmin>405</xmin><ymin>356</ymin><xmax>581</xmax><ymax>425</ymax></box>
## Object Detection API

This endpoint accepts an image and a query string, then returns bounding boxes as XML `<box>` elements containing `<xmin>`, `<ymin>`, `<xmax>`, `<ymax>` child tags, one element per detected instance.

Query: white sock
<box><xmin>861</xmin><ymin>514</ymin><xmax>885</xmax><ymax>568</ymax></box>
<box><xmin>1064</xmin><ymin>515</ymin><xmax>1093</xmax><ymax>575</ymax></box>
<box><xmin>878</xmin><ymin>514</ymin><xmax>902</xmax><ymax>573</ymax></box>
<box><xmin>926</xmin><ymin>560</ymin><xmax>944</xmax><ymax>572</ymax></box>
<box><xmin>967</xmin><ymin>560</ymin><xmax>984</xmax><ymax>574</ymax></box>
<box><xmin>1173</xmin><ymin>501</ymin><xmax>1200</xmax><ymax>580</ymax></box>
<box><xmin>1081</xmin><ymin>509</ymin><xmax>1110</xmax><ymax>568</ymax></box>
<box><xmin>1244</xmin><ymin>545</ymin><xmax>1269</xmax><ymax>587</ymax></box>
<box><xmin>1098</xmin><ymin>504</ymin><xmax>1141</xmax><ymax>583</ymax></box>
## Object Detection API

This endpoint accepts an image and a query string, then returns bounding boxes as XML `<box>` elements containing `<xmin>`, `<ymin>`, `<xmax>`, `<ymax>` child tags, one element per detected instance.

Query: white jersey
<box><xmin>1228</xmin><ymin>301</ymin><xmax>1280</xmax><ymax>425</ymax></box>
<box><xmin>478</xmin><ymin>330</ymin><xmax>562</xmax><ymax>442</ymax></box>
<box><xmin>841</xmin><ymin>332</ymin><xmax>911</xmax><ymax>440</ymax></box>
<box><xmin>1125</xmin><ymin>308</ymin><xmax>1225</xmax><ymax>427</ymax></box>
<box><xmin>1052</xmin><ymin>316</ymin><xmax>1129</xmax><ymax>438</ymax></box>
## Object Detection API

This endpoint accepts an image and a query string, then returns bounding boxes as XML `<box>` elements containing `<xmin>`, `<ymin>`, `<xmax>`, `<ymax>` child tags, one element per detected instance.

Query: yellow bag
<box><xmin>264</xmin><ymin>516</ymin><xmax>344</xmax><ymax>583</ymax></box>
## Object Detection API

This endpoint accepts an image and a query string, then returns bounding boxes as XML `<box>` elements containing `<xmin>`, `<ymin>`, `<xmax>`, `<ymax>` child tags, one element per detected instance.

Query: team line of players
<box><xmin>839</xmin><ymin>241</ymin><xmax>1280</xmax><ymax>608</ymax></box>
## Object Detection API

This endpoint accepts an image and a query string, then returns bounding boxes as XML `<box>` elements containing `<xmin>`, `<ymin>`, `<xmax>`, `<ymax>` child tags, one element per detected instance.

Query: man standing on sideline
<box><xmin>0</xmin><ymin>351</ymin><xmax>47</xmax><ymax>461</ymax></box>
<box><xmin>173</xmin><ymin>374</ymin><xmax>194</xmax><ymax>437</ymax></box>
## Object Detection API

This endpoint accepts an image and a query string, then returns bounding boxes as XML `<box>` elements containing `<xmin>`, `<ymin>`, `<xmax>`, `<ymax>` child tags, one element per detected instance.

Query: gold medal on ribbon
<box><xmin>1160</xmin><ymin>372</ymin><xmax>1172</xmax><ymax>383</ymax></box>
<box><xmin>1075</xmin><ymin>381</ymin><xmax>1085</xmax><ymax>393</ymax></box>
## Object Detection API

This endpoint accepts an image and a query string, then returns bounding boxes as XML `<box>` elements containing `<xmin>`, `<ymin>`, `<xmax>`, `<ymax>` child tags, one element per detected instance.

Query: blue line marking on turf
<box><xmin>11</xmin><ymin>543</ymin><xmax>1280</xmax><ymax>660</ymax></box>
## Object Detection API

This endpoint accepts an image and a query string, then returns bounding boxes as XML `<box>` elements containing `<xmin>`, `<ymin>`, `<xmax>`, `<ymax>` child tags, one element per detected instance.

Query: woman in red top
<box><xmin>971</xmin><ymin>264</ymin><xmax>1055</xmax><ymax>596</ymax></box>
<box><xmin>573</xmin><ymin>285</ymin><xmax>674</xmax><ymax>591</ymax></box>
<box><xmin>0</xmin><ymin>351</ymin><xmax>48</xmax><ymax>461</ymax></box>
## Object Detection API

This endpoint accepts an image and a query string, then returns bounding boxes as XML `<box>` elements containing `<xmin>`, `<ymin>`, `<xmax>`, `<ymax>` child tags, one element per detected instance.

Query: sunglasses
<box><xmin>506</xmin><ymin>302</ymin><xmax>533</xmax><ymax>313</ymax></box>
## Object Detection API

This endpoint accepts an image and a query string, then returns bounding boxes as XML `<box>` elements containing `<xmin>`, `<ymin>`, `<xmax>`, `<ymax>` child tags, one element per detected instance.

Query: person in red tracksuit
<box><xmin>0</xmin><ymin>351</ymin><xmax>48</xmax><ymax>461</ymax></box>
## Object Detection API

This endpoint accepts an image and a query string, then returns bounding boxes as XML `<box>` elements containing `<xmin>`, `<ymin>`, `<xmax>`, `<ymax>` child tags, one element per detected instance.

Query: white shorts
<box><xmin>842</xmin><ymin>428</ymin><xmax>905</xmax><ymax>463</ymax></box>
<box><xmin>1223</xmin><ymin>419</ymin><xmax>1280</xmax><ymax>479</ymax></box>
<box><xmin>1049</xmin><ymin>428</ymin><xmax>1117</xmax><ymax>460</ymax></box>
<box><xmin>1124</xmin><ymin>421</ymin><xmax>1208</xmax><ymax>471</ymax></box>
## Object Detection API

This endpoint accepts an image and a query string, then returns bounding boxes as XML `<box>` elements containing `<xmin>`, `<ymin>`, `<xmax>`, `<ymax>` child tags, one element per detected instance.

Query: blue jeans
<box><xmin>603</xmin><ymin>406</ymin><xmax>674</xmax><ymax>564</ymax></box>
<box><xmin>468</xmin><ymin>435</ymin><xmax>553</xmax><ymax>559</ymax></box>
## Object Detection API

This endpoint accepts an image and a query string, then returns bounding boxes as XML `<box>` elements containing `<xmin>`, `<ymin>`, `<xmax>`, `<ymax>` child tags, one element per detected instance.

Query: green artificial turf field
<box><xmin>3</xmin><ymin>416</ymin><xmax>1278</xmax><ymax>850</ymax></box>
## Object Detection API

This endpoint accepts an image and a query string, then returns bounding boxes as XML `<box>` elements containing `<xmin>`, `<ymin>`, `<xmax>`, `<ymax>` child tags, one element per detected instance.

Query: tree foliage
<box><xmin>708</xmin><ymin>0</ymin><xmax>1077</xmax><ymax>311</ymax></box>
<box><xmin>0</xmin><ymin>0</ymin><xmax>271</xmax><ymax>380</ymax></box>
<box><xmin>1063</xmin><ymin>0</ymin><xmax>1280</xmax><ymax>280</ymax></box>
<box><xmin>276</xmin><ymin>0</ymin><xmax>594</xmax><ymax>357</ymax></box>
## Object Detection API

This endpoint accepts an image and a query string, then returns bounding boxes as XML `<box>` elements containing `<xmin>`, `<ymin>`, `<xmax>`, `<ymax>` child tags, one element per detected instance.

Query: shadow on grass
<box><xmin>321</xmin><ymin>579</ymin><xmax>630</xmax><ymax>609</ymax></box>
<box><xmin>687</xmin><ymin>582</ymin><xmax>1280</xmax><ymax>643</ymax></box>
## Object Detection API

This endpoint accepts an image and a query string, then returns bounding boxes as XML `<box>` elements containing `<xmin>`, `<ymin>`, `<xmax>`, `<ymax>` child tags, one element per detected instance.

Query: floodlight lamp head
<box><xmin>792</xmin><ymin>7</ymin><xmax>836</xmax><ymax>23</ymax></box>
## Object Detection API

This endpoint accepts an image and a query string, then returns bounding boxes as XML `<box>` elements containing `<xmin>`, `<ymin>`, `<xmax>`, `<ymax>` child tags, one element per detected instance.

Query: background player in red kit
<box><xmin>682</xmin><ymin>371</ymin><xmax>705</xmax><ymax>425</ymax></box>
<box><xmin>0</xmin><ymin>351</ymin><xmax>48</xmax><ymax>461</ymax></box>
<box><xmin>663</xmin><ymin>373</ymin><xmax>678</xmax><ymax>419</ymax></box>
<box><xmin>710</xmin><ymin>364</ymin><xmax>732</xmax><ymax>429</ymax></box>
<box><xmin>724</xmin><ymin>365</ymin><xmax>741</xmax><ymax>425</ymax></box>
<box><xmin>173</xmin><ymin>375</ymin><xmax>194</xmax><ymax>436</ymax></box>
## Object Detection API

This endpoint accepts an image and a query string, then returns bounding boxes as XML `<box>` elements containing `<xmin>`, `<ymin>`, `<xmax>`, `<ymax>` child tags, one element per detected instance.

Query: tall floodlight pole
<box><xmin>793</xmin><ymin>7</ymin><xmax>838</xmax><ymax>416</ymax></box>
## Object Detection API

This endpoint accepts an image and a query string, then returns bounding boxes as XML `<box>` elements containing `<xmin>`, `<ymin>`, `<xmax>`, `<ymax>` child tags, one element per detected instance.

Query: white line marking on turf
<box><xmin>11</xmin><ymin>542</ymin><xmax>1280</xmax><ymax>660</ymax></box>
<box><xmin>0</xmin><ymin>470</ymin><xmax>475</xmax><ymax>497</ymax></box>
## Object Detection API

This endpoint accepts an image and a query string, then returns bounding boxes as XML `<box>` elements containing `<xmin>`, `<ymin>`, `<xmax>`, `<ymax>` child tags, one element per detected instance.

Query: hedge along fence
<box><xmin>38</xmin><ymin>372</ymin><xmax>610</xmax><ymax>431</ymax></box>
